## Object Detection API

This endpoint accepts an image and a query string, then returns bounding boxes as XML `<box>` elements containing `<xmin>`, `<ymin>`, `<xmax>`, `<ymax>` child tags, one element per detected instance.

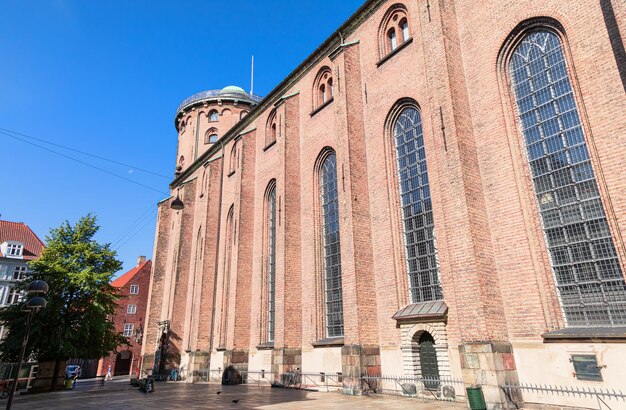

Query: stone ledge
<box><xmin>542</xmin><ymin>327</ymin><xmax>626</xmax><ymax>343</ymax></box>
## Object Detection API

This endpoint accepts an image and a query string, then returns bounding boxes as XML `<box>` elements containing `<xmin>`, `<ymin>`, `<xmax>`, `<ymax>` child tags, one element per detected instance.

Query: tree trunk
<box><xmin>50</xmin><ymin>359</ymin><xmax>61</xmax><ymax>391</ymax></box>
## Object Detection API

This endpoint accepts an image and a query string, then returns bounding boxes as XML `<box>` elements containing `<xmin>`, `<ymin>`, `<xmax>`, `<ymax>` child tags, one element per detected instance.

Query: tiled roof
<box><xmin>111</xmin><ymin>260</ymin><xmax>151</xmax><ymax>288</ymax></box>
<box><xmin>0</xmin><ymin>220</ymin><xmax>45</xmax><ymax>261</ymax></box>
<box><xmin>392</xmin><ymin>300</ymin><xmax>448</xmax><ymax>322</ymax></box>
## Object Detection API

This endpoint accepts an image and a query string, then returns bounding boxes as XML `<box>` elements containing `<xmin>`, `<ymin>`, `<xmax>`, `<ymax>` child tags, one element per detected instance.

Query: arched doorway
<box><xmin>114</xmin><ymin>350</ymin><xmax>132</xmax><ymax>376</ymax></box>
<box><xmin>418</xmin><ymin>332</ymin><xmax>440</xmax><ymax>389</ymax></box>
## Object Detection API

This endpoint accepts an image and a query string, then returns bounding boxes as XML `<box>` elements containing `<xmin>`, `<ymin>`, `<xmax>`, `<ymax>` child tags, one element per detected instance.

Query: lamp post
<box><xmin>6</xmin><ymin>280</ymin><xmax>48</xmax><ymax>410</ymax></box>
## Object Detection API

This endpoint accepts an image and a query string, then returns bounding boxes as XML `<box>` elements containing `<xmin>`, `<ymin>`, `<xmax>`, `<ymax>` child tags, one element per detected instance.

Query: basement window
<box><xmin>571</xmin><ymin>354</ymin><xmax>603</xmax><ymax>382</ymax></box>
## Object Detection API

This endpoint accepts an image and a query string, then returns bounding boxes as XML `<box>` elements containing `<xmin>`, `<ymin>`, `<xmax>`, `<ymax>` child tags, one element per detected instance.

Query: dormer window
<box><xmin>312</xmin><ymin>66</ymin><xmax>334</xmax><ymax>112</ymax></box>
<box><xmin>3</xmin><ymin>242</ymin><xmax>23</xmax><ymax>258</ymax></box>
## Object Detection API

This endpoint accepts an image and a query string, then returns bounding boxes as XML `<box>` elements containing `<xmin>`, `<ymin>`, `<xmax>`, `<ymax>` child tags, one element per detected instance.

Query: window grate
<box><xmin>267</xmin><ymin>186</ymin><xmax>276</xmax><ymax>342</ymax></box>
<box><xmin>510</xmin><ymin>30</ymin><xmax>626</xmax><ymax>327</ymax></box>
<box><xmin>394</xmin><ymin>107</ymin><xmax>442</xmax><ymax>303</ymax></box>
<box><xmin>320</xmin><ymin>152</ymin><xmax>344</xmax><ymax>338</ymax></box>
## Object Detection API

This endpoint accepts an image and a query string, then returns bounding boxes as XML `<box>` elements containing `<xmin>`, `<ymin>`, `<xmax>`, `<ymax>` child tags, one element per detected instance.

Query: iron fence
<box><xmin>362</xmin><ymin>374</ymin><xmax>465</xmax><ymax>401</ymax></box>
<box><xmin>501</xmin><ymin>383</ymin><xmax>626</xmax><ymax>410</ymax></box>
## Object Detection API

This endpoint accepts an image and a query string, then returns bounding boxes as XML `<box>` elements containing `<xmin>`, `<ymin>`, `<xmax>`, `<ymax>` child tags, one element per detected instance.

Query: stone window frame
<box><xmin>378</xmin><ymin>4</ymin><xmax>411</xmax><ymax>59</ymax></box>
<box><xmin>127</xmin><ymin>304</ymin><xmax>137</xmax><ymax>314</ymax></box>
<box><xmin>312</xmin><ymin>66</ymin><xmax>334</xmax><ymax>113</ymax></box>
<box><xmin>497</xmin><ymin>17</ymin><xmax>626</xmax><ymax>329</ymax></box>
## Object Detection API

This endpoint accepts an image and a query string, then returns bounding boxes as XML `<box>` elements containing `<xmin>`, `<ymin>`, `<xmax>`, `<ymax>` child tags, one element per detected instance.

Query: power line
<box><xmin>113</xmin><ymin>209</ymin><xmax>158</xmax><ymax>251</ymax></box>
<box><xmin>0</xmin><ymin>126</ymin><xmax>171</xmax><ymax>179</ymax></box>
<box><xmin>111</xmin><ymin>205</ymin><xmax>159</xmax><ymax>248</ymax></box>
<box><xmin>0</xmin><ymin>130</ymin><xmax>168</xmax><ymax>195</ymax></box>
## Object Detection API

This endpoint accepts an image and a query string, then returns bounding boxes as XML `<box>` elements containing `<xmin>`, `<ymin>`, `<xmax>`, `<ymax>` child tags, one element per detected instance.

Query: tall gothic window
<box><xmin>394</xmin><ymin>106</ymin><xmax>442</xmax><ymax>303</ymax></box>
<box><xmin>266</xmin><ymin>182</ymin><xmax>277</xmax><ymax>342</ymax></box>
<box><xmin>219</xmin><ymin>206</ymin><xmax>235</xmax><ymax>346</ymax></box>
<box><xmin>320</xmin><ymin>151</ymin><xmax>343</xmax><ymax>338</ymax></box>
<box><xmin>510</xmin><ymin>29</ymin><xmax>626</xmax><ymax>326</ymax></box>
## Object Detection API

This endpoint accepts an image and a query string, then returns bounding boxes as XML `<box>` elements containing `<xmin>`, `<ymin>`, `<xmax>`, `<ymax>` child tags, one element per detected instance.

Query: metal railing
<box><xmin>191</xmin><ymin>369</ymin><xmax>274</xmax><ymax>387</ymax></box>
<box><xmin>362</xmin><ymin>374</ymin><xmax>464</xmax><ymax>401</ymax></box>
<box><xmin>501</xmin><ymin>383</ymin><xmax>626</xmax><ymax>410</ymax></box>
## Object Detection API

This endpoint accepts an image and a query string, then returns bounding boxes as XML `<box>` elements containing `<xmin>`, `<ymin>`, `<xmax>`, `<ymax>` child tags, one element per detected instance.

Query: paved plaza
<box><xmin>6</xmin><ymin>379</ymin><xmax>468</xmax><ymax>410</ymax></box>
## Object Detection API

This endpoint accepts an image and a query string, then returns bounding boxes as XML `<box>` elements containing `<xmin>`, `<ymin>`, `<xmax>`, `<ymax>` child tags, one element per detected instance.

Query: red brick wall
<box><xmin>142</xmin><ymin>0</ymin><xmax>626</xmax><ymax>384</ymax></box>
<box><xmin>99</xmin><ymin>261</ymin><xmax>152</xmax><ymax>376</ymax></box>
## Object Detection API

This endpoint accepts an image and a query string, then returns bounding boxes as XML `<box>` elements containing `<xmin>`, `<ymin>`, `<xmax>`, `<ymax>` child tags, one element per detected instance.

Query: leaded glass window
<box><xmin>394</xmin><ymin>107</ymin><xmax>442</xmax><ymax>303</ymax></box>
<box><xmin>267</xmin><ymin>185</ymin><xmax>276</xmax><ymax>342</ymax></box>
<box><xmin>510</xmin><ymin>30</ymin><xmax>626</xmax><ymax>327</ymax></box>
<box><xmin>320</xmin><ymin>152</ymin><xmax>344</xmax><ymax>337</ymax></box>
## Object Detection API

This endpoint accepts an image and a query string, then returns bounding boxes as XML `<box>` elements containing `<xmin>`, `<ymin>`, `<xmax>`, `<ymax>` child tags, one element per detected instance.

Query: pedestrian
<box><xmin>106</xmin><ymin>365</ymin><xmax>112</xmax><ymax>381</ymax></box>
<box><xmin>72</xmin><ymin>366</ymin><xmax>80</xmax><ymax>389</ymax></box>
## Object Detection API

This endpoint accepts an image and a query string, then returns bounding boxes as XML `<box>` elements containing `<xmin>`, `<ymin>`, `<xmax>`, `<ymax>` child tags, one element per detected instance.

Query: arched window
<box><xmin>200</xmin><ymin>168</ymin><xmax>207</xmax><ymax>197</ymax></box>
<box><xmin>400</xmin><ymin>19</ymin><xmax>409</xmax><ymax>42</ymax></box>
<box><xmin>219</xmin><ymin>206</ymin><xmax>235</xmax><ymax>347</ymax></box>
<box><xmin>205</xmin><ymin>128</ymin><xmax>218</xmax><ymax>144</ymax></box>
<box><xmin>508</xmin><ymin>29</ymin><xmax>626</xmax><ymax>327</ymax></box>
<box><xmin>318</xmin><ymin>150</ymin><xmax>344</xmax><ymax>338</ymax></box>
<box><xmin>240</xmin><ymin>110</ymin><xmax>248</xmax><ymax>120</ymax></box>
<box><xmin>229</xmin><ymin>142</ymin><xmax>237</xmax><ymax>174</ymax></box>
<box><xmin>209</xmin><ymin>110</ymin><xmax>219</xmax><ymax>122</ymax></box>
<box><xmin>379</xmin><ymin>5</ymin><xmax>410</xmax><ymax>57</ymax></box>
<box><xmin>393</xmin><ymin>105</ymin><xmax>442</xmax><ymax>303</ymax></box>
<box><xmin>265</xmin><ymin>181</ymin><xmax>277</xmax><ymax>342</ymax></box>
<box><xmin>388</xmin><ymin>28</ymin><xmax>397</xmax><ymax>51</ymax></box>
<box><xmin>313</xmin><ymin>67</ymin><xmax>334</xmax><ymax>110</ymax></box>
<box><xmin>266</xmin><ymin>110</ymin><xmax>277</xmax><ymax>147</ymax></box>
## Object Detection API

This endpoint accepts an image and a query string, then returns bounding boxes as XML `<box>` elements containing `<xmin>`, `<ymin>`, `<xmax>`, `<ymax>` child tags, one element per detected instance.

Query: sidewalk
<box><xmin>6</xmin><ymin>381</ymin><xmax>469</xmax><ymax>410</ymax></box>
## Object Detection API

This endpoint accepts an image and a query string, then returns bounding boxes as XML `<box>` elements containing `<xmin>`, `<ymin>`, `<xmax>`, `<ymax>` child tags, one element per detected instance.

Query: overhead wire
<box><xmin>0</xmin><ymin>130</ymin><xmax>169</xmax><ymax>195</ymax></box>
<box><xmin>0</xmin><ymin>126</ymin><xmax>170</xmax><ymax>179</ymax></box>
<box><xmin>110</xmin><ymin>203</ymin><xmax>160</xmax><ymax>249</ymax></box>
<box><xmin>113</xmin><ymin>208</ymin><xmax>159</xmax><ymax>251</ymax></box>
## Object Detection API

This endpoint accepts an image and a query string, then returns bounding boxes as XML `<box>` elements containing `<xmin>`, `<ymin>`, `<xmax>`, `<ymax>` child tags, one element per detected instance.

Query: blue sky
<box><xmin>0</xmin><ymin>0</ymin><xmax>364</xmax><ymax>276</ymax></box>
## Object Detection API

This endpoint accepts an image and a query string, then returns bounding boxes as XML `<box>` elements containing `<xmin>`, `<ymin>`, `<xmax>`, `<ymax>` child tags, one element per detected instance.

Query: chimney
<box><xmin>137</xmin><ymin>256</ymin><xmax>146</xmax><ymax>266</ymax></box>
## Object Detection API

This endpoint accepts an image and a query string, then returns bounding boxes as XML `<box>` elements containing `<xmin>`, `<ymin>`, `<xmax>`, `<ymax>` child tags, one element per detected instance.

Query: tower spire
<box><xmin>250</xmin><ymin>55</ymin><xmax>254</xmax><ymax>94</ymax></box>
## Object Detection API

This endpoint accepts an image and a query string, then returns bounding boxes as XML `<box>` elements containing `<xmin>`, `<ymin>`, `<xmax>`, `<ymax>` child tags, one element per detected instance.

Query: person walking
<box><xmin>105</xmin><ymin>365</ymin><xmax>112</xmax><ymax>381</ymax></box>
<box><xmin>72</xmin><ymin>366</ymin><xmax>81</xmax><ymax>389</ymax></box>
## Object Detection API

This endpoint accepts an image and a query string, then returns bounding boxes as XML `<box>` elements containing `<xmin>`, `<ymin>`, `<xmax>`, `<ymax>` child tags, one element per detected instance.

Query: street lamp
<box><xmin>6</xmin><ymin>280</ymin><xmax>48</xmax><ymax>410</ymax></box>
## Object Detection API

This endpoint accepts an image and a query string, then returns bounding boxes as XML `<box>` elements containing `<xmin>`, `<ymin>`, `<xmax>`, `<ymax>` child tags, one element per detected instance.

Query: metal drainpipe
<box><xmin>207</xmin><ymin>140</ymin><xmax>226</xmax><ymax>370</ymax></box>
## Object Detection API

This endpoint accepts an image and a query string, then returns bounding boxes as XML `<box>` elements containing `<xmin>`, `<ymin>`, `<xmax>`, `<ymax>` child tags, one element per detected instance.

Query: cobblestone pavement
<box><xmin>6</xmin><ymin>380</ymin><xmax>468</xmax><ymax>410</ymax></box>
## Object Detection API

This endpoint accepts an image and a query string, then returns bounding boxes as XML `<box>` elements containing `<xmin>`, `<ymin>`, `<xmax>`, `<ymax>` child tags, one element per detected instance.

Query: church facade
<box><xmin>141</xmin><ymin>0</ymin><xmax>626</xmax><ymax>407</ymax></box>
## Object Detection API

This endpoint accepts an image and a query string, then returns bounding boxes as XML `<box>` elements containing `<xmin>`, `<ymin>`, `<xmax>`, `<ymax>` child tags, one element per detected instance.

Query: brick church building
<box><xmin>142</xmin><ymin>0</ymin><xmax>626</xmax><ymax>407</ymax></box>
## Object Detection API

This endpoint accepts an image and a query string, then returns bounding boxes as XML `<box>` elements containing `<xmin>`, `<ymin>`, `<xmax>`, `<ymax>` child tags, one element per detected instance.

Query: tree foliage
<box><xmin>0</xmin><ymin>214</ymin><xmax>127</xmax><ymax>362</ymax></box>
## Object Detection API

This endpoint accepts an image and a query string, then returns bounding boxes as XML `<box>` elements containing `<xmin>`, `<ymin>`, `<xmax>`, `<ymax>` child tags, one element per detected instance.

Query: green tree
<box><xmin>0</xmin><ymin>214</ymin><xmax>127</xmax><ymax>389</ymax></box>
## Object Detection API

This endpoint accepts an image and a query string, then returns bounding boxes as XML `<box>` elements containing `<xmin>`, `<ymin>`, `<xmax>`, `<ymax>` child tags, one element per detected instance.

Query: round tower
<box><xmin>173</xmin><ymin>86</ymin><xmax>262</xmax><ymax>175</ymax></box>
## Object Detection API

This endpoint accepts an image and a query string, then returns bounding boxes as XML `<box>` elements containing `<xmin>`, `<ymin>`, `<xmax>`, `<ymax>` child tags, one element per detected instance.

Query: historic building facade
<box><xmin>97</xmin><ymin>257</ymin><xmax>152</xmax><ymax>378</ymax></box>
<box><xmin>142</xmin><ymin>0</ymin><xmax>626</xmax><ymax>407</ymax></box>
<box><xmin>0</xmin><ymin>220</ymin><xmax>45</xmax><ymax>340</ymax></box>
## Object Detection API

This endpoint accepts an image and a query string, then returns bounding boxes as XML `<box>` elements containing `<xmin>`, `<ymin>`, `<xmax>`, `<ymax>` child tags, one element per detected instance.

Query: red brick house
<box><xmin>98</xmin><ymin>257</ymin><xmax>151</xmax><ymax>377</ymax></box>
